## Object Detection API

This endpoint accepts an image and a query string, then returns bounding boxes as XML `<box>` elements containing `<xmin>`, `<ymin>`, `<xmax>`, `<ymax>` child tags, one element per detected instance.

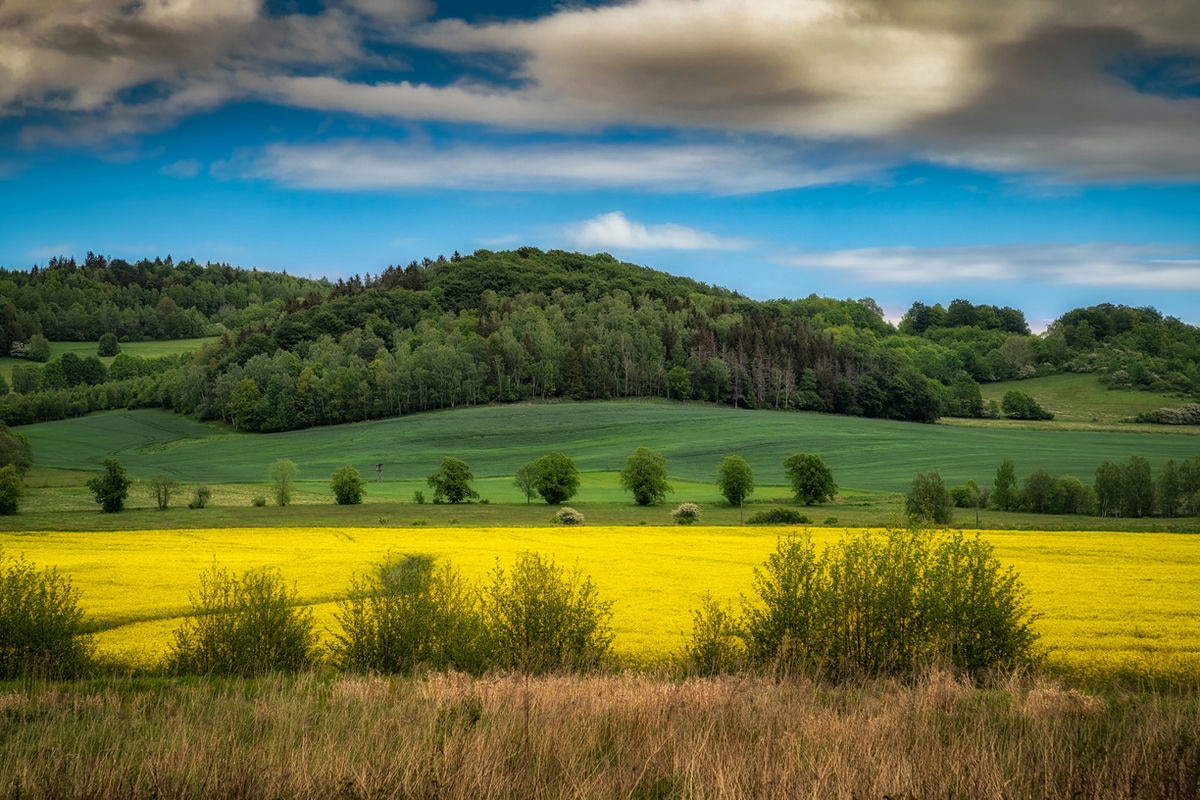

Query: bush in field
<box><xmin>553</xmin><ymin>506</ymin><xmax>585</xmax><ymax>525</ymax></box>
<box><xmin>683</xmin><ymin>593</ymin><xmax>745</xmax><ymax>676</ymax></box>
<box><xmin>482</xmin><ymin>551</ymin><xmax>613</xmax><ymax>673</ymax></box>
<box><xmin>533</xmin><ymin>452</ymin><xmax>580</xmax><ymax>505</ymax></box>
<box><xmin>0</xmin><ymin>465</ymin><xmax>24</xmax><ymax>515</ymax></box>
<box><xmin>330</xmin><ymin>464</ymin><xmax>365</xmax><ymax>505</ymax></box>
<box><xmin>0</xmin><ymin>423</ymin><xmax>32</xmax><ymax>473</ymax></box>
<box><xmin>168</xmin><ymin>564</ymin><xmax>318</xmax><ymax>675</ymax></box>
<box><xmin>746</xmin><ymin>507</ymin><xmax>810</xmax><ymax>525</ymax></box>
<box><xmin>1001</xmin><ymin>390</ymin><xmax>1054</xmax><ymax>420</ymax></box>
<box><xmin>742</xmin><ymin>533</ymin><xmax>824</xmax><ymax>671</ymax></box>
<box><xmin>905</xmin><ymin>470</ymin><xmax>953</xmax><ymax>525</ymax></box>
<box><xmin>740</xmin><ymin>530</ymin><xmax>1038</xmax><ymax>677</ymax></box>
<box><xmin>97</xmin><ymin>332</ymin><xmax>121</xmax><ymax>357</ymax></box>
<box><xmin>148</xmin><ymin>474</ymin><xmax>178</xmax><ymax>510</ymax></box>
<box><xmin>671</xmin><ymin>502</ymin><xmax>702</xmax><ymax>525</ymax></box>
<box><xmin>0</xmin><ymin>551</ymin><xmax>93</xmax><ymax>678</ymax></box>
<box><xmin>189</xmin><ymin>485</ymin><xmax>212</xmax><ymax>509</ymax></box>
<box><xmin>332</xmin><ymin>555</ymin><xmax>485</xmax><ymax>674</ymax></box>
<box><xmin>87</xmin><ymin>458</ymin><xmax>131</xmax><ymax>513</ymax></box>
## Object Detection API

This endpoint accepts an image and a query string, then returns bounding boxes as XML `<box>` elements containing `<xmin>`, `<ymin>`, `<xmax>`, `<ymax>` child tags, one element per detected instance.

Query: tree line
<box><xmin>3</xmin><ymin>248</ymin><xmax>1199</xmax><ymax>431</ymax></box>
<box><xmin>905</xmin><ymin>455</ymin><xmax>1200</xmax><ymax>524</ymax></box>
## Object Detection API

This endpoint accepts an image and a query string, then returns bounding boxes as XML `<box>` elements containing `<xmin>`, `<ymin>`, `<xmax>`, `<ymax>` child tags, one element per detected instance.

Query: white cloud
<box><xmin>159</xmin><ymin>158</ymin><xmax>203</xmax><ymax>178</ymax></box>
<box><xmin>566</xmin><ymin>211</ymin><xmax>749</xmax><ymax>251</ymax></box>
<box><xmin>238</xmin><ymin>137</ymin><xmax>877</xmax><ymax>194</ymax></box>
<box><xmin>783</xmin><ymin>242</ymin><xmax>1200</xmax><ymax>290</ymax></box>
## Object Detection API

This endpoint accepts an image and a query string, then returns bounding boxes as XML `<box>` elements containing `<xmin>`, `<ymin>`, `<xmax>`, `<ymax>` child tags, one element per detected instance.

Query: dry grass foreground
<box><xmin>2</xmin><ymin>669</ymin><xmax>1197</xmax><ymax>800</ymax></box>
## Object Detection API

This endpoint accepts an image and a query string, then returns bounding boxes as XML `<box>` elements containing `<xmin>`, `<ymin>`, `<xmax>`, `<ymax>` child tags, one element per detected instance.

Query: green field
<box><xmin>976</xmin><ymin>372</ymin><xmax>1188</xmax><ymax>426</ymax></box>
<box><xmin>18</xmin><ymin>401</ymin><xmax>1200</xmax><ymax>491</ymax></box>
<box><xmin>0</xmin><ymin>337</ymin><xmax>214</xmax><ymax>383</ymax></box>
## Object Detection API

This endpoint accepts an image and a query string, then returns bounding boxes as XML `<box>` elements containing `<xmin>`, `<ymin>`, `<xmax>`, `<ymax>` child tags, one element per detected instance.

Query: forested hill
<box><xmin>2</xmin><ymin>248</ymin><xmax>1198</xmax><ymax>430</ymax></box>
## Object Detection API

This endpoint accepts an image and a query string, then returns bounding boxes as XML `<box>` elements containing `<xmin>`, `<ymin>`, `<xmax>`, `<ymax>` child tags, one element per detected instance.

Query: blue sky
<box><xmin>3</xmin><ymin>1</ymin><xmax>1200</xmax><ymax>329</ymax></box>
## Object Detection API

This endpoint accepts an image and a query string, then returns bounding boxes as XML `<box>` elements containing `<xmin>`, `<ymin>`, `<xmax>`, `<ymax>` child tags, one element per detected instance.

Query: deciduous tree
<box><xmin>716</xmin><ymin>455</ymin><xmax>754</xmax><ymax>512</ymax></box>
<box><xmin>533</xmin><ymin>452</ymin><xmax>580</xmax><ymax>505</ymax></box>
<box><xmin>620</xmin><ymin>446</ymin><xmax>671</xmax><ymax>506</ymax></box>
<box><xmin>269</xmin><ymin>458</ymin><xmax>297</xmax><ymax>507</ymax></box>
<box><xmin>330</xmin><ymin>465</ymin><xmax>365</xmax><ymax>505</ymax></box>
<box><xmin>783</xmin><ymin>453</ymin><xmax>836</xmax><ymax>506</ymax></box>
<box><xmin>87</xmin><ymin>458</ymin><xmax>131</xmax><ymax>513</ymax></box>
<box><xmin>427</xmin><ymin>457</ymin><xmax>479</xmax><ymax>504</ymax></box>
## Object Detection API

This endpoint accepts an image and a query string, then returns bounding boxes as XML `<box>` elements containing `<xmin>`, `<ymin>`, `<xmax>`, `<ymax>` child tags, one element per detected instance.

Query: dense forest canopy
<box><xmin>2</xmin><ymin>248</ymin><xmax>1198</xmax><ymax>430</ymax></box>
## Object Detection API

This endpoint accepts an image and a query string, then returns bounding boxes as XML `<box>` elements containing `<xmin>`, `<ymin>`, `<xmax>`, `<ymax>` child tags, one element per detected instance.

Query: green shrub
<box><xmin>251</xmin><ymin>495</ymin><xmax>267</xmax><ymax>507</ymax></box>
<box><xmin>188</xmin><ymin>485</ymin><xmax>212</xmax><ymax>509</ymax></box>
<box><xmin>330</xmin><ymin>464</ymin><xmax>365</xmax><ymax>505</ymax></box>
<box><xmin>332</xmin><ymin>555</ymin><xmax>485</xmax><ymax>674</ymax></box>
<box><xmin>87</xmin><ymin>458</ymin><xmax>131</xmax><ymax>513</ymax></box>
<box><xmin>682</xmin><ymin>593</ymin><xmax>744</xmax><ymax>676</ymax></box>
<box><xmin>741</xmin><ymin>529</ymin><xmax>1039</xmax><ymax>677</ymax></box>
<box><xmin>167</xmin><ymin>564</ymin><xmax>318</xmax><ymax>676</ymax></box>
<box><xmin>671</xmin><ymin>502</ymin><xmax>702</xmax><ymax>525</ymax></box>
<box><xmin>742</xmin><ymin>533</ymin><xmax>824</xmax><ymax>671</ymax></box>
<box><xmin>906</xmin><ymin>471</ymin><xmax>954</xmax><ymax>525</ymax></box>
<box><xmin>0</xmin><ymin>551</ymin><xmax>93</xmax><ymax>678</ymax></box>
<box><xmin>553</xmin><ymin>507</ymin><xmax>585</xmax><ymax>525</ymax></box>
<box><xmin>413</xmin><ymin>490</ymin><xmax>425</xmax><ymax>504</ymax></box>
<box><xmin>97</xmin><ymin>332</ymin><xmax>121</xmax><ymax>357</ymax></box>
<box><xmin>482</xmin><ymin>551</ymin><xmax>613</xmax><ymax>673</ymax></box>
<box><xmin>0</xmin><ymin>465</ymin><xmax>23</xmax><ymax>515</ymax></box>
<box><xmin>427</xmin><ymin>457</ymin><xmax>479</xmax><ymax>504</ymax></box>
<box><xmin>745</xmin><ymin>507</ymin><xmax>810</xmax><ymax>525</ymax></box>
<box><xmin>533</xmin><ymin>452</ymin><xmax>580</xmax><ymax>504</ymax></box>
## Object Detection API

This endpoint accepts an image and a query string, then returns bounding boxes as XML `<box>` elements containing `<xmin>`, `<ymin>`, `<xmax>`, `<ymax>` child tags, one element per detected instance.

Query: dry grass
<box><xmin>2</xmin><ymin>669</ymin><xmax>1198</xmax><ymax>799</ymax></box>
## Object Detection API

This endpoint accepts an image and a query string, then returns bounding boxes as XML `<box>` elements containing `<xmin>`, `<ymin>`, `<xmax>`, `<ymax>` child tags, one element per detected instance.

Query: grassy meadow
<box><xmin>975</xmin><ymin>372</ymin><xmax>1187</xmax><ymax>427</ymax></box>
<box><xmin>3</xmin><ymin>524</ymin><xmax>1199</xmax><ymax>683</ymax></box>
<box><xmin>11</xmin><ymin>399</ymin><xmax>1200</xmax><ymax>523</ymax></box>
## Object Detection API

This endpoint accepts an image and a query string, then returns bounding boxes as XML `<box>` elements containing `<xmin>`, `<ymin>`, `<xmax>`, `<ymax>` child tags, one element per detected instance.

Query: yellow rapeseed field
<box><xmin>3</xmin><ymin>526</ymin><xmax>1198</xmax><ymax>678</ymax></box>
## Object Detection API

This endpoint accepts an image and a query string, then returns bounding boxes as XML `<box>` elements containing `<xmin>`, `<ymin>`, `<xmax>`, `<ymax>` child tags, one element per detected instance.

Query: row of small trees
<box><xmin>0</xmin><ymin>528</ymin><xmax>1038</xmax><ymax>680</ymax></box>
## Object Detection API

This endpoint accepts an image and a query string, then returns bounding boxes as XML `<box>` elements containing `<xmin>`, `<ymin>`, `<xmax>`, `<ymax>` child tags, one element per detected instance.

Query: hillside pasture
<box><xmin>16</xmin><ymin>403</ymin><xmax>1200</xmax><ymax>502</ymax></box>
<box><xmin>2</xmin><ymin>525</ymin><xmax>1198</xmax><ymax>682</ymax></box>
<box><xmin>975</xmin><ymin>372</ymin><xmax>1189</xmax><ymax>427</ymax></box>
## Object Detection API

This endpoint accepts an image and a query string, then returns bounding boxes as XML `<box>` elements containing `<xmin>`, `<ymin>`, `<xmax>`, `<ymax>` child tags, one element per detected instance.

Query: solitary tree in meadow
<box><xmin>269</xmin><ymin>459</ymin><xmax>298</xmax><ymax>507</ymax></box>
<box><xmin>513</xmin><ymin>462</ymin><xmax>538</xmax><ymax>504</ymax></box>
<box><xmin>783</xmin><ymin>453</ymin><xmax>836</xmax><ymax>506</ymax></box>
<box><xmin>992</xmin><ymin>459</ymin><xmax>1017</xmax><ymax>511</ymax></box>
<box><xmin>87</xmin><ymin>458</ymin><xmax>131</xmax><ymax>513</ymax></box>
<box><xmin>427</xmin><ymin>457</ymin><xmax>479</xmax><ymax>504</ymax></box>
<box><xmin>905</xmin><ymin>470</ymin><xmax>953</xmax><ymax>525</ymax></box>
<box><xmin>330</xmin><ymin>465</ymin><xmax>365</xmax><ymax>505</ymax></box>
<box><xmin>533</xmin><ymin>452</ymin><xmax>580</xmax><ymax>505</ymax></box>
<box><xmin>620</xmin><ymin>447</ymin><xmax>672</xmax><ymax>506</ymax></box>
<box><xmin>716</xmin><ymin>455</ymin><xmax>754</xmax><ymax>522</ymax></box>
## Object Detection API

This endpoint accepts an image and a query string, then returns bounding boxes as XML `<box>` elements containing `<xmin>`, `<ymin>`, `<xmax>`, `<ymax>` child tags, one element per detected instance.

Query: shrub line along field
<box><xmin>4</xmin><ymin>524</ymin><xmax>1198</xmax><ymax>682</ymax></box>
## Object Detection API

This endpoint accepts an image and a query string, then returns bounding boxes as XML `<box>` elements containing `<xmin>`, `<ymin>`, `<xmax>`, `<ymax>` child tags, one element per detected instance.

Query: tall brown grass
<box><xmin>2</xmin><ymin>669</ymin><xmax>1198</xmax><ymax>799</ymax></box>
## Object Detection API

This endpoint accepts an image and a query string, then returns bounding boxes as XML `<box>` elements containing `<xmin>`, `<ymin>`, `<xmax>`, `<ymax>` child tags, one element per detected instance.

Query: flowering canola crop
<box><xmin>3</xmin><ymin>526</ymin><xmax>1198</xmax><ymax>678</ymax></box>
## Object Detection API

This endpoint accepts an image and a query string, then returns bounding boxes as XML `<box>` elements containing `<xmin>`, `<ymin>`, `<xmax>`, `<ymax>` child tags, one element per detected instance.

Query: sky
<box><xmin>3</xmin><ymin>0</ymin><xmax>1200</xmax><ymax>329</ymax></box>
